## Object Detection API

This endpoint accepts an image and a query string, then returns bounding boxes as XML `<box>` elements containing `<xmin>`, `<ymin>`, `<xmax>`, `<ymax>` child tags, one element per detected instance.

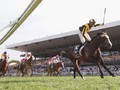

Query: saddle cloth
<box><xmin>48</xmin><ymin>55</ymin><xmax>61</xmax><ymax>65</ymax></box>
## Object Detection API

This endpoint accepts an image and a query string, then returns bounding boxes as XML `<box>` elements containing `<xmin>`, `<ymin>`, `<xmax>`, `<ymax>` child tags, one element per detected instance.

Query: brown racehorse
<box><xmin>0</xmin><ymin>57</ymin><xmax>7</xmax><ymax>76</ymax></box>
<box><xmin>17</xmin><ymin>55</ymin><xmax>33</xmax><ymax>77</ymax></box>
<box><xmin>47</xmin><ymin>62</ymin><xmax>64</xmax><ymax>76</ymax></box>
<box><xmin>61</xmin><ymin>32</ymin><xmax>116</xmax><ymax>79</ymax></box>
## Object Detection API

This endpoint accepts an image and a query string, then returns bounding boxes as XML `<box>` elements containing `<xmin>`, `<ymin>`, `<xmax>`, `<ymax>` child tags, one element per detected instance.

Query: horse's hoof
<box><xmin>101</xmin><ymin>76</ymin><xmax>104</xmax><ymax>78</ymax></box>
<box><xmin>82</xmin><ymin>77</ymin><xmax>86</xmax><ymax>80</ymax></box>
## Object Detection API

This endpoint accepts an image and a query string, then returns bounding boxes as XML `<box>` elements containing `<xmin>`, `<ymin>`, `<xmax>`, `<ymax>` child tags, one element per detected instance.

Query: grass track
<box><xmin>0</xmin><ymin>76</ymin><xmax>120</xmax><ymax>90</ymax></box>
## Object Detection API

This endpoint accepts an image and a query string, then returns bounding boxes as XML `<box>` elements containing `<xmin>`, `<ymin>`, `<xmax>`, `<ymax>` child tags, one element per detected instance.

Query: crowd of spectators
<box><xmin>102</xmin><ymin>51</ymin><xmax>120</xmax><ymax>61</ymax></box>
<box><xmin>6</xmin><ymin>51</ymin><xmax>120</xmax><ymax>76</ymax></box>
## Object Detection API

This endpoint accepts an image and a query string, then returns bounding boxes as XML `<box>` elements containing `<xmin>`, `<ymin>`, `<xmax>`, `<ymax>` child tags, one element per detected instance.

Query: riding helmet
<box><xmin>89</xmin><ymin>19</ymin><xmax>96</xmax><ymax>23</ymax></box>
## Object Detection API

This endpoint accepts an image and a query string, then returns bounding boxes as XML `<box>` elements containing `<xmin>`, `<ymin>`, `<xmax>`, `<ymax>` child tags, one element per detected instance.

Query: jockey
<box><xmin>51</xmin><ymin>55</ymin><xmax>61</xmax><ymax>64</ymax></box>
<box><xmin>78</xmin><ymin>19</ymin><xmax>102</xmax><ymax>45</ymax></box>
<box><xmin>0</xmin><ymin>51</ymin><xmax>9</xmax><ymax>62</ymax></box>
<box><xmin>25</xmin><ymin>52</ymin><xmax>31</xmax><ymax>60</ymax></box>
<box><xmin>48</xmin><ymin>55</ymin><xmax>61</xmax><ymax>68</ymax></box>
<box><xmin>75</xmin><ymin>19</ymin><xmax>102</xmax><ymax>55</ymax></box>
<box><xmin>21</xmin><ymin>52</ymin><xmax>32</xmax><ymax>62</ymax></box>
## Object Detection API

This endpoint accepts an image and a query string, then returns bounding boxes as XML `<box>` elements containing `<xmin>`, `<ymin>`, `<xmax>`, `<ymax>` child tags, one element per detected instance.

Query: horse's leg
<box><xmin>73</xmin><ymin>60</ymin><xmax>78</xmax><ymax>79</ymax></box>
<box><xmin>2</xmin><ymin>72</ymin><xmax>5</xmax><ymax>76</ymax></box>
<box><xmin>73</xmin><ymin>67</ymin><xmax>76</xmax><ymax>78</ymax></box>
<box><xmin>20</xmin><ymin>65</ymin><xmax>24</xmax><ymax>77</ymax></box>
<box><xmin>30</xmin><ymin>66</ymin><xmax>33</xmax><ymax>77</ymax></box>
<box><xmin>2</xmin><ymin>70</ymin><xmax>6</xmax><ymax>76</ymax></box>
<box><xmin>56</xmin><ymin>69</ymin><xmax>59</xmax><ymax>76</ymax></box>
<box><xmin>54</xmin><ymin>71</ymin><xmax>57</xmax><ymax>76</ymax></box>
<box><xmin>46</xmin><ymin>68</ymin><xmax>50</xmax><ymax>76</ymax></box>
<box><xmin>100</xmin><ymin>59</ymin><xmax>116</xmax><ymax>77</ymax></box>
<box><xmin>16</xmin><ymin>65</ymin><xmax>20</xmax><ymax>76</ymax></box>
<box><xmin>48</xmin><ymin>66</ymin><xmax>52</xmax><ymax>76</ymax></box>
<box><xmin>73</xmin><ymin>61</ymin><xmax>79</xmax><ymax>79</ymax></box>
<box><xmin>57</xmin><ymin>67</ymin><xmax>62</xmax><ymax>76</ymax></box>
<box><xmin>21</xmin><ymin>70</ymin><xmax>24</xmax><ymax>77</ymax></box>
<box><xmin>75</xmin><ymin>60</ymin><xmax>85</xmax><ymax>80</ymax></box>
<box><xmin>3</xmin><ymin>70</ymin><xmax>7</xmax><ymax>76</ymax></box>
<box><xmin>16</xmin><ymin>69</ymin><xmax>19</xmax><ymax>76</ymax></box>
<box><xmin>50</xmin><ymin>68</ymin><xmax>52</xmax><ymax>76</ymax></box>
<box><xmin>4</xmin><ymin>65</ymin><xmax>8</xmax><ymax>76</ymax></box>
<box><xmin>96</xmin><ymin>62</ymin><xmax>104</xmax><ymax>78</ymax></box>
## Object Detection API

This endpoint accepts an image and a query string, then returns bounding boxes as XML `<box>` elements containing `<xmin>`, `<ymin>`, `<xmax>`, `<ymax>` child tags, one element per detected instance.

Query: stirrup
<box><xmin>74</xmin><ymin>45</ymin><xmax>80</xmax><ymax>54</ymax></box>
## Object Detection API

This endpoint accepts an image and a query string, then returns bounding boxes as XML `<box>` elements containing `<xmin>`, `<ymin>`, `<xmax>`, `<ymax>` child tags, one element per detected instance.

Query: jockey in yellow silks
<box><xmin>75</xmin><ymin>19</ymin><xmax>102</xmax><ymax>55</ymax></box>
<box><xmin>79</xmin><ymin>19</ymin><xmax>98</xmax><ymax>44</ymax></box>
<box><xmin>0</xmin><ymin>51</ymin><xmax>9</xmax><ymax>62</ymax></box>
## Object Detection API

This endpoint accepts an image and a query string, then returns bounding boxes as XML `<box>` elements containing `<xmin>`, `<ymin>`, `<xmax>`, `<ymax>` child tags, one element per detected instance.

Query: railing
<box><xmin>0</xmin><ymin>0</ymin><xmax>42</xmax><ymax>45</ymax></box>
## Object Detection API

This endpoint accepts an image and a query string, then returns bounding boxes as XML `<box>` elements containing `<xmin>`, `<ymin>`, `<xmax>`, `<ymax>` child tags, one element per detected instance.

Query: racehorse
<box><xmin>17</xmin><ymin>55</ymin><xmax>33</xmax><ymax>77</ymax></box>
<box><xmin>61</xmin><ymin>32</ymin><xmax>116</xmax><ymax>79</ymax></box>
<box><xmin>6</xmin><ymin>60</ymin><xmax>20</xmax><ymax>76</ymax></box>
<box><xmin>0</xmin><ymin>57</ymin><xmax>7</xmax><ymax>76</ymax></box>
<box><xmin>47</xmin><ymin>62</ymin><xmax>64</xmax><ymax>76</ymax></box>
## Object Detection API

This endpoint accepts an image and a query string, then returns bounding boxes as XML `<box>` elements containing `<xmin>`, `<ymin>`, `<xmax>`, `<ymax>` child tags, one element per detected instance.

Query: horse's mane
<box><xmin>91</xmin><ymin>32</ymin><xmax>105</xmax><ymax>41</ymax></box>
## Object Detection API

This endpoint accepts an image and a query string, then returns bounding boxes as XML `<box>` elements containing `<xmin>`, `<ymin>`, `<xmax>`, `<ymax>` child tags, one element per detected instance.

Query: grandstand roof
<box><xmin>6</xmin><ymin>20</ymin><xmax>120</xmax><ymax>57</ymax></box>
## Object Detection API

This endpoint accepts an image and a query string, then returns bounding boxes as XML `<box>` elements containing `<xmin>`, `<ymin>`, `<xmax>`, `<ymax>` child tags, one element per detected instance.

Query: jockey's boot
<box><xmin>79</xmin><ymin>43</ymin><xmax>85</xmax><ymax>56</ymax></box>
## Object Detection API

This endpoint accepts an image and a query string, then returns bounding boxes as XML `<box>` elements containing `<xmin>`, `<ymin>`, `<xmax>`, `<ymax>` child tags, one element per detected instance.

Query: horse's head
<box><xmin>97</xmin><ymin>32</ymin><xmax>112</xmax><ymax>49</ymax></box>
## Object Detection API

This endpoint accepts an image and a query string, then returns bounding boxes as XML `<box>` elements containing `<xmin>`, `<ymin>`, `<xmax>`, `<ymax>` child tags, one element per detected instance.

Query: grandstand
<box><xmin>6</xmin><ymin>20</ymin><xmax>120</xmax><ymax>58</ymax></box>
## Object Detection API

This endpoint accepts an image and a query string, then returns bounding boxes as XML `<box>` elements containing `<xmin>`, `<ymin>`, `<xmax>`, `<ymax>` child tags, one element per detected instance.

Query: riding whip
<box><xmin>102</xmin><ymin>8</ymin><xmax>106</xmax><ymax>25</ymax></box>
